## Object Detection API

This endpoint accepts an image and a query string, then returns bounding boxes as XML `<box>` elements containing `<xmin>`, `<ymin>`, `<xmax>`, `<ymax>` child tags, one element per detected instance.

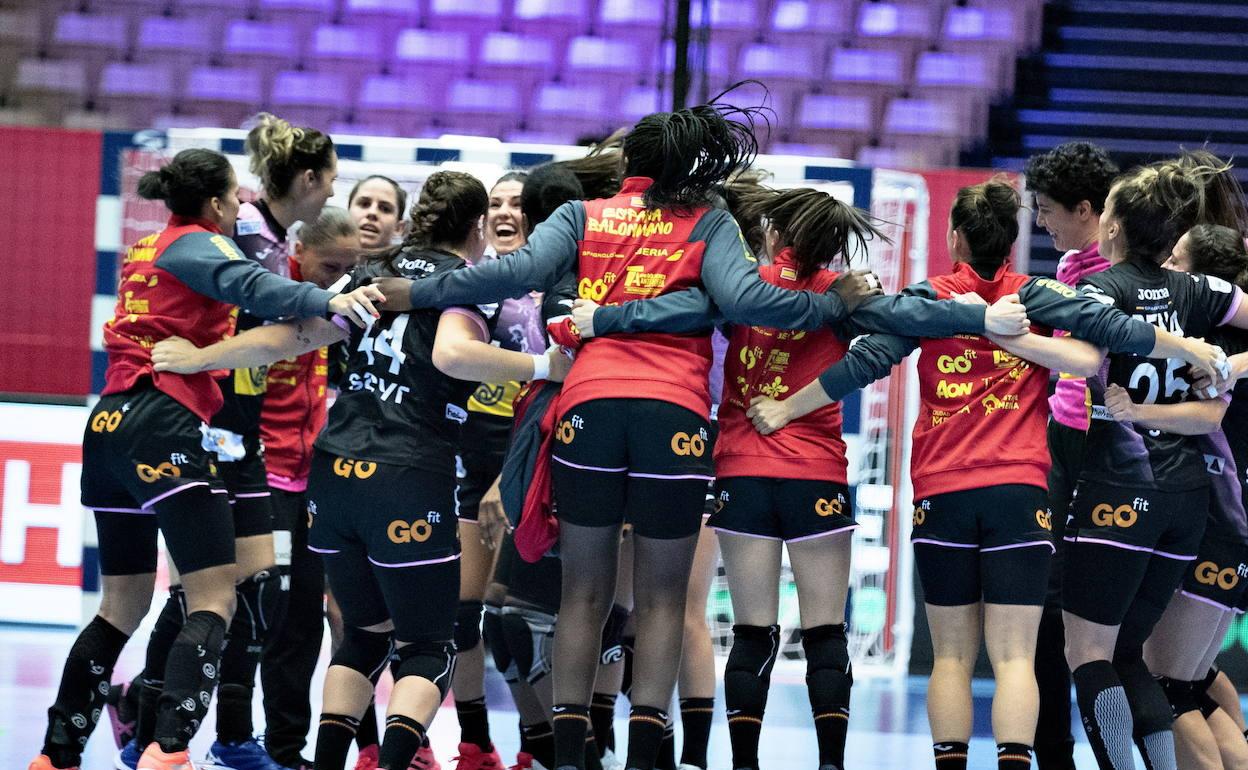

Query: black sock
<box><xmin>553</xmin><ymin>703</ymin><xmax>591</xmax><ymax>769</ymax></box>
<box><xmin>521</xmin><ymin>721</ymin><xmax>555</xmax><ymax>768</ymax></box>
<box><xmin>1072</xmin><ymin>660</ymin><xmax>1135</xmax><ymax>770</ymax></box>
<box><xmin>42</xmin><ymin>615</ymin><xmax>130</xmax><ymax>769</ymax></box>
<box><xmin>216</xmin><ymin>570</ymin><xmax>282</xmax><ymax>744</ymax></box>
<box><xmin>933</xmin><ymin>741</ymin><xmax>969</xmax><ymax>770</ymax></box>
<box><xmin>584</xmin><ymin>732</ymin><xmax>604</xmax><ymax>770</ymax></box>
<box><xmin>590</xmin><ymin>692</ymin><xmax>617</xmax><ymax>754</ymax></box>
<box><xmin>456</xmin><ymin>696</ymin><xmax>491</xmax><ymax>750</ymax></box>
<box><xmin>314</xmin><ymin>713</ymin><xmax>360</xmax><ymax>770</ymax></box>
<box><xmin>379</xmin><ymin>714</ymin><xmax>428</xmax><ymax>770</ymax></box>
<box><xmin>620</xmin><ymin>635</ymin><xmax>636</xmax><ymax>701</ymax></box>
<box><xmin>135</xmin><ymin>586</ymin><xmax>186</xmax><ymax>749</ymax></box>
<box><xmin>357</xmin><ymin>699</ymin><xmax>380</xmax><ymax>749</ymax></box>
<box><xmin>655</xmin><ymin>718</ymin><xmax>676</xmax><ymax>770</ymax></box>
<box><xmin>802</xmin><ymin>624</ymin><xmax>852</xmax><ymax>768</ymax></box>
<box><xmin>625</xmin><ymin>705</ymin><xmax>669</xmax><ymax>770</ymax></box>
<box><xmin>724</xmin><ymin>624</ymin><xmax>780</xmax><ymax>770</ymax></box>
<box><xmin>154</xmin><ymin>610</ymin><xmax>226</xmax><ymax>753</ymax></box>
<box><xmin>997</xmin><ymin>742</ymin><xmax>1033</xmax><ymax>770</ymax></box>
<box><xmin>678</xmin><ymin>697</ymin><xmax>713</xmax><ymax>769</ymax></box>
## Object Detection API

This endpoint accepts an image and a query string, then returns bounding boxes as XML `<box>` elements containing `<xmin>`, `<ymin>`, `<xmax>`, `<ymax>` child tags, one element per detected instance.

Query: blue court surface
<box><xmin>0</xmin><ymin>624</ymin><xmax>1119</xmax><ymax>770</ymax></box>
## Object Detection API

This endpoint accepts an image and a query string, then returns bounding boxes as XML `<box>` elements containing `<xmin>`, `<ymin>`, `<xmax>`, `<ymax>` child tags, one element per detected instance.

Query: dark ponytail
<box><xmin>737</xmin><ymin>187</ymin><xmax>886</xmax><ymax>277</ymax></box>
<box><xmin>1111</xmin><ymin>157</ymin><xmax>1232</xmax><ymax>264</ymax></box>
<box><xmin>521</xmin><ymin>164</ymin><xmax>585</xmax><ymax>234</ymax></box>
<box><xmin>622</xmin><ymin>82</ymin><xmax>766</xmax><ymax>211</ymax></box>
<box><xmin>950</xmin><ymin>178</ymin><xmax>1022</xmax><ymax>273</ymax></box>
<box><xmin>137</xmin><ymin>148</ymin><xmax>234</xmax><ymax>218</ymax></box>
<box><xmin>1185</xmin><ymin>223</ymin><xmax>1248</xmax><ymax>289</ymax></box>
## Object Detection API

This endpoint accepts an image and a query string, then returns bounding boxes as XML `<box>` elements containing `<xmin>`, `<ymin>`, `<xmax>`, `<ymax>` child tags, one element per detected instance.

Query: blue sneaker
<box><xmin>206</xmin><ymin>739</ymin><xmax>291</xmax><ymax>770</ymax></box>
<box><xmin>114</xmin><ymin>739</ymin><xmax>142</xmax><ymax>770</ymax></box>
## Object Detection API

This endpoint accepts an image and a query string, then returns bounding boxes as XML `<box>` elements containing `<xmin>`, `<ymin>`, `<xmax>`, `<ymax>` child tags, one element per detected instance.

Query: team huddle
<box><xmin>26</xmin><ymin>93</ymin><xmax>1248</xmax><ymax>770</ymax></box>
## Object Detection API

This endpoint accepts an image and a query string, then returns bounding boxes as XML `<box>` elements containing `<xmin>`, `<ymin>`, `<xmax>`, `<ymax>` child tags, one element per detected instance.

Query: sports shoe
<box><xmin>106</xmin><ymin>682</ymin><xmax>138</xmax><ymax>749</ymax></box>
<box><xmin>137</xmin><ymin>744</ymin><xmax>203</xmax><ymax>769</ymax></box>
<box><xmin>354</xmin><ymin>744</ymin><xmax>380</xmax><ymax>770</ymax></box>
<box><xmin>207</xmin><ymin>738</ymin><xmax>295</xmax><ymax>770</ymax></box>
<box><xmin>115</xmin><ymin>739</ymin><xmax>143</xmax><ymax>770</ymax></box>
<box><xmin>409</xmin><ymin>744</ymin><xmax>442</xmax><ymax>770</ymax></box>
<box><xmin>599</xmin><ymin>749</ymin><xmax>624</xmax><ymax>770</ymax></box>
<box><xmin>509</xmin><ymin>752</ymin><xmax>549</xmax><ymax>770</ymax></box>
<box><xmin>677</xmin><ymin>765</ymin><xmax>706</xmax><ymax>770</ymax></box>
<box><xmin>451</xmin><ymin>743</ymin><xmax>504</xmax><ymax>770</ymax></box>
<box><xmin>28</xmin><ymin>755</ymin><xmax>77</xmax><ymax>770</ymax></box>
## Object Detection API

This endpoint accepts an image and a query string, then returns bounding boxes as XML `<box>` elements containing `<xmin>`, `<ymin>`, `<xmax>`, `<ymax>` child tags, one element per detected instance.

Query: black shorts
<box><xmin>307</xmin><ymin>450</ymin><xmax>460</xmax><ymax>642</ymax></box>
<box><xmin>456</xmin><ymin>412</ymin><xmax>512</xmax><ymax>522</ymax></box>
<box><xmin>1045</xmin><ymin>418</ymin><xmax>1086</xmax><ymax>606</ymax></box>
<box><xmin>1180</xmin><ymin>520</ymin><xmax>1248</xmax><ymax>612</ymax></box>
<box><xmin>82</xmin><ymin>386</ymin><xmax>234</xmax><ymax>576</ymax></box>
<box><xmin>551</xmin><ymin>398</ymin><xmax>713</xmax><ymax>539</ymax></box>
<box><xmin>708</xmin><ymin>476</ymin><xmax>855</xmax><ymax>542</ymax></box>
<box><xmin>495</xmin><ymin>533</ymin><xmax>562</xmax><ymax>613</ymax></box>
<box><xmin>912</xmin><ymin>484</ymin><xmax>1054</xmax><ymax>606</ymax></box>
<box><xmin>1062</xmin><ymin>481</ymin><xmax>1207</xmax><ymax>626</ymax></box>
<box><xmin>211</xmin><ymin>429</ymin><xmax>274</xmax><ymax>539</ymax></box>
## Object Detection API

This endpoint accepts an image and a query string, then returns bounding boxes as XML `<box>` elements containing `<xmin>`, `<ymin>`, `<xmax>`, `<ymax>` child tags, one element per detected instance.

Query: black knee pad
<box><xmin>232</xmin><ymin>568</ymin><xmax>285</xmax><ymax>645</ymax></box>
<box><xmin>1193</xmin><ymin>667</ymin><xmax>1221</xmax><ymax>718</ymax></box>
<box><xmin>1157</xmin><ymin>676</ymin><xmax>1200</xmax><ymax>719</ymax></box>
<box><xmin>483</xmin><ymin>603</ymin><xmax>515</xmax><ymax>682</ymax></box>
<box><xmin>391</xmin><ymin>641</ymin><xmax>457</xmax><ymax>700</ymax></box>
<box><xmin>800</xmin><ymin>624</ymin><xmax>853</xmax><ymax>709</ymax></box>
<box><xmin>724</xmin><ymin>625</ymin><xmax>781</xmax><ymax>713</ymax></box>
<box><xmin>501</xmin><ymin>605</ymin><xmax>556</xmax><ymax>684</ymax></box>
<box><xmin>599</xmin><ymin>604</ymin><xmax>630</xmax><ymax>666</ymax></box>
<box><xmin>330</xmin><ymin>627</ymin><xmax>394</xmax><ymax>684</ymax></box>
<box><xmin>454</xmin><ymin>600</ymin><xmax>484</xmax><ymax>653</ymax></box>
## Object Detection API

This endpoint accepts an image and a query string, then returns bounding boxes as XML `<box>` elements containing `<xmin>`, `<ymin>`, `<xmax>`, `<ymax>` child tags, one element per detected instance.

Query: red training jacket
<box><xmin>102</xmin><ymin>216</ymin><xmax>236</xmax><ymax>423</ymax></box>
<box><xmin>558</xmin><ymin>177</ymin><xmax>714</xmax><ymax>417</ymax></box>
<box><xmin>912</xmin><ymin>262</ymin><xmax>1052</xmax><ymax>498</ymax></box>
<box><xmin>259</xmin><ymin>256</ymin><xmax>329</xmax><ymax>491</ymax></box>
<box><xmin>716</xmin><ymin>249</ymin><xmax>849</xmax><ymax>482</ymax></box>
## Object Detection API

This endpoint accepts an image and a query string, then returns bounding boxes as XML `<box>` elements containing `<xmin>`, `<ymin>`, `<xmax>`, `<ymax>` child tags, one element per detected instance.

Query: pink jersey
<box><xmin>1048</xmin><ymin>242</ymin><xmax>1108</xmax><ymax>430</ymax></box>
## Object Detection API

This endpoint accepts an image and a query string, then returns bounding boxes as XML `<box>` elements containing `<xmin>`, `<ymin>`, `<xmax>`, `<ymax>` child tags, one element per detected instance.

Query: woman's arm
<box><xmin>746</xmin><ymin>382</ymin><xmax>834</xmax><ymax>435</ymax></box>
<box><xmin>1103</xmin><ymin>383</ymin><xmax>1228</xmax><ymax>435</ymax></box>
<box><xmin>987</xmin><ymin>332</ymin><xmax>1105</xmax><ymax>377</ymax></box>
<box><xmin>432</xmin><ymin>310</ymin><xmax>571</xmax><ymax>383</ymax></box>
<box><xmin>151</xmin><ymin>317</ymin><xmax>348</xmax><ymax>373</ymax></box>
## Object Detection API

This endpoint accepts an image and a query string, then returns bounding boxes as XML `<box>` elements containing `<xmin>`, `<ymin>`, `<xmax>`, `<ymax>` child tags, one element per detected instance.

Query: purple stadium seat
<box><xmin>770</xmin><ymin>0</ymin><xmax>852</xmax><ymax>43</ymax></box>
<box><xmin>598</xmin><ymin>0</ymin><xmax>665</xmax><ymax>35</ymax></box>
<box><xmin>426</xmin><ymin>0</ymin><xmax>506</xmax><ymax>35</ymax></box>
<box><xmin>176</xmin><ymin>0</ymin><xmax>258</xmax><ymax>16</ymax></box>
<box><xmin>355</xmin><ymin>74</ymin><xmax>441</xmax><ymax>134</ymax></box>
<box><xmin>183</xmin><ymin>65</ymin><xmax>266</xmax><ymax>127</ymax></box>
<box><xmin>14</xmin><ymin>58</ymin><xmax>88</xmax><ymax>121</ymax></box>
<box><xmin>566</xmin><ymin>36</ymin><xmax>650</xmax><ymax>78</ymax></box>
<box><xmin>659</xmin><ymin>39</ymin><xmax>732</xmax><ymax>85</ymax></box>
<box><xmin>342</xmin><ymin>0</ymin><xmax>421</xmax><ymax>26</ymax></box>
<box><xmin>855</xmin><ymin>2</ymin><xmax>935</xmax><ymax>57</ymax></box>
<box><xmin>478</xmin><ymin>32</ymin><xmax>559</xmax><ymax>85</ymax></box>
<box><xmin>258</xmin><ymin>0</ymin><xmax>336</xmax><ymax>31</ymax></box>
<box><xmin>530</xmin><ymin>83</ymin><xmax>619</xmax><ymax>137</ymax></box>
<box><xmin>0</xmin><ymin>10</ymin><xmax>43</xmax><ymax>93</ymax></box>
<box><xmin>53</xmin><ymin>13</ymin><xmax>130</xmax><ymax>71</ymax></box>
<box><xmin>134</xmin><ymin>16</ymin><xmax>218</xmax><ymax>69</ymax></box>
<box><xmin>881</xmin><ymin>97</ymin><xmax>964</xmax><ymax>165</ymax></box>
<box><xmin>826</xmin><ymin>46</ymin><xmax>907</xmax><ymax>107</ymax></box>
<box><xmin>795</xmin><ymin>93</ymin><xmax>873</xmax><ymax>152</ymax></box>
<box><xmin>513</xmin><ymin>0</ymin><xmax>589</xmax><ymax>40</ymax></box>
<box><xmin>393</xmin><ymin>28</ymin><xmax>473</xmax><ymax>78</ymax></box>
<box><xmin>223</xmin><ymin>20</ymin><xmax>302</xmax><ymax>75</ymax></box>
<box><xmin>739</xmin><ymin>42</ymin><xmax>819</xmax><ymax>86</ymax></box>
<box><xmin>690</xmin><ymin>0</ymin><xmax>758</xmax><ymax>46</ymax></box>
<box><xmin>621</xmin><ymin>86</ymin><xmax>659</xmax><ymax>122</ymax></box>
<box><xmin>915</xmin><ymin>50</ymin><xmax>997</xmax><ymax>134</ymax></box>
<box><xmin>309</xmin><ymin>24</ymin><xmax>385</xmax><ymax>87</ymax></box>
<box><xmin>443</xmin><ymin>79</ymin><xmax>524</xmax><ymax>136</ymax></box>
<box><xmin>270</xmin><ymin>70</ymin><xmax>352</xmax><ymax>128</ymax></box>
<box><xmin>705</xmin><ymin>77</ymin><xmax>794</xmax><ymax>131</ymax></box>
<box><xmin>942</xmin><ymin>6</ymin><xmax>1022</xmax><ymax>99</ymax></box>
<box><xmin>98</xmin><ymin>62</ymin><xmax>177</xmax><ymax>123</ymax></box>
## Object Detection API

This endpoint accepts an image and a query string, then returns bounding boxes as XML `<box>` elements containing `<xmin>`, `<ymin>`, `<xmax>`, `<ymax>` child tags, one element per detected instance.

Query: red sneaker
<box><xmin>409</xmin><ymin>744</ymin><xmax>442</xmax><ymax>770</ymax></box>
<box><xmin>354</xmin><ymin>744</ymin><xmax>380</xmax><ymax>770</ymax></box>
<box><xmin>509</xmin><ymin>751</ymin><xmax>534</xmax><ymax>770</ymax></box>
<box><xmin>28</xmin><ymin>755</ymin><xmax>77</xmax><ymax>770</ymax></box>
<box><xmin>450</xmin><ymin>743</ymin><xmax>504</xmax><ymax>770</ymax></box>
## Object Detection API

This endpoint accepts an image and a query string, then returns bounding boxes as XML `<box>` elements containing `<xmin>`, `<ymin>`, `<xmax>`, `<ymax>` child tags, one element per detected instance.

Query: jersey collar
<box><xmin>168</xmin><ymin>214</ymin><xmax>222</xmax><ymax>234</ymax></box>
<box><xmin>619</xmin><ymin>177</ymin><xmax>654</xmax><ymax>196</ymax></box>
<box><xmin>952</xmin><ymin>259</ymin><xmax>1011</xmax><ymax>290</ymax></box>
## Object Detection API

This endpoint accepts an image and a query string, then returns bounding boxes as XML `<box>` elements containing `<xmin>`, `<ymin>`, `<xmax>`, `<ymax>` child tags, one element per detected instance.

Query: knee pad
<box><xmin>482</xmin><ymin>603</ymin><xmax>515</xmax><ymax>683</ymax></box>
<box><xmin>599</xmin><ymin>604</ymin><xmax>630</xmax><ymax>665</ymax></box>
<box><xmin>454</xmin><ymin>600</ymin><xmax>484</xmax><ymax>653</ymax></box>
<box><xmin>1193</xmin><ymin>667</ymin><xmax>1221</xmax><ymax>718</ymax></box>
<box><xmin>330</xmin><ymin>626</ymin><xmax>394</xmax><ymax>684</ymax></box>
<box><xmin>800</xmin><ymin>624</ymin><xmax>853</xmax><ymax>709</ymax></box>
<box><xmin>232</xmin><ymin>568</ymin><xmax>286</xmax><ymax>646</ymax></box>
<box><xmin>1157</xmin><ymin>676</ymin><xmax>1200</xmax><ymax>719</ymax></box>
<box><xmin>501</xmin><ymin>605</ymin><xmax>556</xmax><ymax>684</ymax></box>
<box><xmin>724</xmin><ymin>625</ymin><xmax>781</xmax><ymax>714</ymax></box>
<box><xmin>391</xmin><ymin>641</ymin><xmax>457</xmax><ymax>700</ymax></box>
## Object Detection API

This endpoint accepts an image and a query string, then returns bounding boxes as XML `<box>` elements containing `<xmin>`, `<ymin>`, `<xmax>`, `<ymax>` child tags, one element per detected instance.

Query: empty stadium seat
<box><xmin>566</xmin><ymin>36</ymin><xmax>651</xmax><ymax>79</ymax></box>
<box><xmin>223</xmin><ymin>20</ymin><xmax>302</xmax><ymax>75</ymax></box>
<box><xmin>0</xmin><ymin>10</ymin><xmax>43</xmax><ymax>94</ymax></box>
<box><xmin>770</xmin><ymin>0</ymin><xmax>853</xmax><ymax>43</ymax></box>
<box><xmin>13</xmin><ymin>58</ymin><xmax>89</xmax><ymax>121</ymax></box>
<box><xmin>659</xmin><ymin>39</ymin><xmax>732</xmax><ymax>85</ymax></box>
<box><xmin>309</xmin><ymin>24</ymin><xmax>385</xmax><ymax>87</ymax></box>
<box><xmin>513</xmin><ymin>0</ymin><xmax>589</xmax><ymax>40</ymax></box>
<box><xmin>258</xmin><ymin>0</ymin><xmax>336</xmax><ymax>32</ymax></box>
<box><xmin>270</xmin><ymin>69</ymin><xmax>352</xmax><ymax>128</ymax></box>
<box><xmin>598</xmin><ymin>0</ymin><xmax>666</xmax><ymax>36</ymax></box>
<box><xmin>53</xmin><ymin>12</ymin><xmax>129</xmax><ymax>72</ymax></box>
<box><xmin>133</xmin><ymin>16</ymin><xmax>218</xmax><ymax>70</ymax></box>
<box><xmin>477</xmin><ymin>32</ymin><xmax>559</xmax><ymax>85</ymax></box>
<box><xmin>442</xmin><ymin>79</ymin><xmax>525</xmax><ymax>136</ymax></box>
<box><xmin>915</xmin><ymin>50</ymin><xmax>997</xmax><ymax>134</ymax></box>
<box><xmin>98</xmin><ymin>62</ymin><xmax>177</xmax><ymax>125</ymax></box>
<box><xmin>825</xmin><ymin>46</ymin><xmax>907</xmax><ymax>112</ymax></box>
<box><xmin>855</xmin><ymin>2</ymin><xmax>935</xmax><ymax>56</ymax></box>
<box><xmin>176</xmin><ymin>0</ymin><xmax>258</xmax><ymax>16</ymax></box>
<box><xmin>354</xmin><ymin>74</ymin><xmax>441</xmax><ymax>135</ymax></box>
<box><xmin>530</xmin><ymin>83</ymin><xmax>617</xmax><ymax>137</ymax></box>
<box><xmin>621</xmin><ymin>86</ymin><xmax>659</xmax><ymax>122</ymax></box>
<box><xmin>342</xmin><ymin>0</ymin><xmax>420</xmax><ymax>26</ymax></box>
<box><xmin>392</xmin><ymin>28</ymin><xmax>472</xmax><ymax>79</ymax></box>
<box><xmin>690</xmin><ymin>0</ymin><xmax>759</xmax><ymax>46</ymax></box>
<box><xmin>426</xmin><ymin>0</ymin><xmax>506</xmax><ymax>35</ymax></box>
<box><xmin>739</xmin><ymin>42</ymin><xmax>819</xmax><ymax>87</ymax></box>
<box><xmin>183</xmin><ymin>65</ymin><xmax>265</xmax><ymax>127</ymax></box>
<box><xmin>795</xmin><ymin>93</ymin><xmax>874</xmax><ymax>152</ymax></box>
<box><xmin>881</xmin><ymin>97</ymin><xmax>964</xmax><ymax>166</ymax></box>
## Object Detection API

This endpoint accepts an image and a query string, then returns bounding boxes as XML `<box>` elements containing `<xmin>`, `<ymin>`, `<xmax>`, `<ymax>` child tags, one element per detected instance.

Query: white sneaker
<box><xmin>599</xmin><ymin>749</ymin><xmax>624</xmax><ymax>770</ymax></box>
<box><xmin>677</xmin><ymin>765</ymin><xmax>704</xmax><ymax>770</ymax></box>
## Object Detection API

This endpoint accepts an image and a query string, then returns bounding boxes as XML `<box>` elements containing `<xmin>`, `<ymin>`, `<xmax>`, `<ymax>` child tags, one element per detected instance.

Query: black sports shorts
<box><xmin>912</xmin><ymin>484</ymin><xmax>1054</xmax><ymax>607</ymax></box>
<box><xmin>307</xmin><ymin>450</ymin><xmax>460</xmax><ymax>642</ymax></box>
<box><xmin>709</xmin><ymin>476</ymin><xmax>855</xmax><ymax>542</ymax></box>
<box><xmin>82</xmin><ymin>385</ymin><xmax>233</xmax><ymax>575</ymax></box>
<box><xmin>551</xmin><ymin>398</ymin><xmax>713</xmax><ymax>539</ymax></box>
<box><xmin>495</xmin><ymin>532</ymin><xmax>562</xmax><ymax>613</ymax></box>
<box><xmin>211</xmin><ymin>429</ymin><xmax>274</xmax><ymax>539</ymax></box>
<box><xmin>456</xmin><ymin>411</ymin><xmax>512</xmax><ymax>523</ymax></box>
